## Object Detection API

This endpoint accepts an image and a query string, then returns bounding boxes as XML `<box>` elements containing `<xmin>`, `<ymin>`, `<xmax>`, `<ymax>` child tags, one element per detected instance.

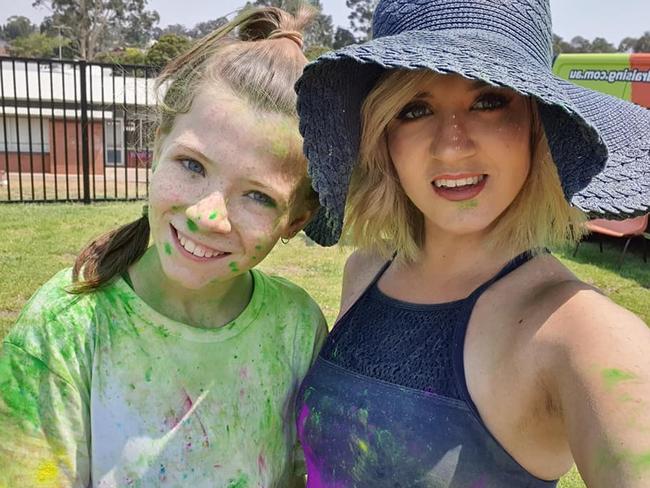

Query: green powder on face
<box><xmin>163</xmin><ymin>243</ymin><xmax>173</xmax><ymax>255</ymax></box>
<box><xmin>457</xmin><ymin>199</ymin><xmax>478</xmax><ymax>210</ymax></box>
<box><xmin>255</xmin><ymin>245</ymin><xmax>262</xmax><ymax>251</ymax></box>
<box><xmin>251</xmin><ymin>256</ymin><xmax>257</xmax><ymax>261</ymax></box>
<box><xmin>186</xmin><ymin>218</ymin><xmax>198</xmax><ymax>232</ymax></box>
<box><xmin>602</xmin><ymin>368</ymin><xmax>637</xmax><ymax>390</ymax></box>
<box><xmin>229</xmin><ymin>261</ymin><xmax>239</xmax><ymax>273</ymax></box>
<box><xmin>209</xmin><ymin>211</ymin><xmax>218</xmax><ymax>220</ymax></box>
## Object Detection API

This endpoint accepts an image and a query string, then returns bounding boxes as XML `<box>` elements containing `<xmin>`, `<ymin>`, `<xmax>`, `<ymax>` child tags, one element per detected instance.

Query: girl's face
<box><xmin>148</xmin><ymin>85</ymin><xmax>311</xmax><ymax>290</ymax></box>
<box><xmin>386</xmin><ymin>72</ymin><xmax>533</xmax><ymax>240</ymax></box>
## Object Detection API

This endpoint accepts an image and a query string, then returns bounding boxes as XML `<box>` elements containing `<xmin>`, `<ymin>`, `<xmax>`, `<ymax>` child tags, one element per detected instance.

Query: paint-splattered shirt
<box><xmin>0</xmin><ymin>268</ymin><xmax>327</xmax><ymax>488</ymax></box>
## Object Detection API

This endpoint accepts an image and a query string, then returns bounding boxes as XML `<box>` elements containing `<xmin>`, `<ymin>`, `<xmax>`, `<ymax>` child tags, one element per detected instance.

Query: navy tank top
<box><xmin>297</xmin><ymin>252</ymin><xmax>558</xmax><ymax>487</ymax></box>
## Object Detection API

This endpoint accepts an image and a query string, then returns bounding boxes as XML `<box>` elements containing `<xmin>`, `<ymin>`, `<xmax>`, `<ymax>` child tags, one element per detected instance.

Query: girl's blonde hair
<box><xmin>344</xmin><ymin>69</ymin><xmax>586</xmax><ymax>262</ymax></box>
<box><xmin>72</xmin><ymin>6</ymin><xmax>317</xmax><ymax>293</ymax></box>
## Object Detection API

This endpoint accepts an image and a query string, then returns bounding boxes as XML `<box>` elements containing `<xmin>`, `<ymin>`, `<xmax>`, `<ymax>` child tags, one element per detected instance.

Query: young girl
<box><xmin>0</xmin><ymin>7</ymin><xmax>326</xmax><ymax>487</ymax></box>
<box><xmin>294</xmin><ymin>0</ymin><xmax>650</xmax><ymax>486</ymax></box>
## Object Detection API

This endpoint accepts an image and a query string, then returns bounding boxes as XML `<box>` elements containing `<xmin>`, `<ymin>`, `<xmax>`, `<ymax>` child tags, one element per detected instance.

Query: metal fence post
<box><xmin>79</xmin><ymin>60</ymin><xmax>91</xmax><ymax>204</ymax></box>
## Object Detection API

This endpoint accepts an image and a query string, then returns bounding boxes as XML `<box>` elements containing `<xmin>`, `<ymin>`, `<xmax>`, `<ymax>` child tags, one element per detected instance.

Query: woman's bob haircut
<box><xmin>344</xmin><ymin>69</ymin><xmax>586</xmax><ymax>262</ymax></box>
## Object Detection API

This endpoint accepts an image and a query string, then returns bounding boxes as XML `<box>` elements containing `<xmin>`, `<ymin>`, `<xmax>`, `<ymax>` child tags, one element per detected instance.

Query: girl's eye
<box><xmin>473</xmin><ymin>93</ymin><xmax>511</xmax><ymax>111</ymax></box>
<box><xmin>246</xmin><ymin>191</ymin><xmax>277</xmax><ymax>208</ymax></box>
<box><xmin>397</xmin><ymin>102</ymin><xmax>432</xmax><ymax>120</ymax></box>
<box><xmin>179</xmin><ymin>158</ymin><xmax>206</xmax><ymax>176</ymax></box>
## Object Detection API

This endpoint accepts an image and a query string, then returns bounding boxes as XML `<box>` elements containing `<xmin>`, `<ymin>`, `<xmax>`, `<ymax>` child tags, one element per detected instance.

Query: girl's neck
<box><xmin>127</xmin><ymin>247</ymin><xmax>253</xmax><ymax>329</ymax></box>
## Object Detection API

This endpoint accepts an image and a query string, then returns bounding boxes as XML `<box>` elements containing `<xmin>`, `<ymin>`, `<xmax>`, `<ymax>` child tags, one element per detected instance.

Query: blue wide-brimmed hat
<box><xmin>297</xmin><ymin>0</ymin><xmax>650</xmax><ymax>246</ymax></box>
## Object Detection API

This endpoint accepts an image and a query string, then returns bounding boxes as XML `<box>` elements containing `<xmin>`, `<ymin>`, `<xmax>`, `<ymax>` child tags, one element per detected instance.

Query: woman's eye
<box><xmin>473</xmin><ymin>93</ymin><xmax>510</xmax><ymax>111</ymax></box>
<box><xmin>397</xmin><ymin>102</ymin><xmax>432</xmax><ymax>120</ymax></box>
<box><xmin>247</xmin><ymin>191</ymin><xmax>277</xmax><ymax>208</ymax></box>
<box><xmin>179</xmin><ymin>158</ymin><xmax>205</xmax><ymax>176</ymax></box>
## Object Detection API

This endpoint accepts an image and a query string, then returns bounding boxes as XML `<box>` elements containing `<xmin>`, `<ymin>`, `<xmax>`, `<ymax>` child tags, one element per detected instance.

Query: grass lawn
<box><xmin>2</xmin><ymin>202</ymin><xmax>649</xmax><ymax>487</ymax></box>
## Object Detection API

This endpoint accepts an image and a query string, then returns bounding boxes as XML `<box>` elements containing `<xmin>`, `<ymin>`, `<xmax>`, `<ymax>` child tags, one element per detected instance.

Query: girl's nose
<box><xmin>186</xmin><ymin>191</ymin><xmax>232</xmax><ymax>234</ymax></box>
<box><xmin>429</xmin><ymin>112</ymin><xmax>476</xmax><ymax>163</ymax></box>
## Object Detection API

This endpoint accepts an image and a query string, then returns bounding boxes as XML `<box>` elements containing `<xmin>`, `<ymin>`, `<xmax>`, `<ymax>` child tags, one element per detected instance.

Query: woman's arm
<box><xmin>542</xmin><ymin>285</ymin><xmax>650</xmax><ymax>487</ymax></box>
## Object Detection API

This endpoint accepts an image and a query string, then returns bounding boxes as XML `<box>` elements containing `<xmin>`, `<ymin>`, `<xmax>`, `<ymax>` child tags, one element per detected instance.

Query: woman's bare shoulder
<box><xmin>338</xmin><ymin>249</ymin><xmax>390</xmax><ymax>319</ymax></box>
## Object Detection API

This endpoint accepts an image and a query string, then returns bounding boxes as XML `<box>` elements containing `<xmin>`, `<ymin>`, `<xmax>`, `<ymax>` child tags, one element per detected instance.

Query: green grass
<box><xmin>2</xmin><ymin>202</ymin><xmax>650</xmax><ymax>488</ymax></box>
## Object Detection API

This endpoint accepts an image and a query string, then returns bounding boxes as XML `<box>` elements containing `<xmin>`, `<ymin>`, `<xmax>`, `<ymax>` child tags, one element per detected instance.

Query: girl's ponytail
<box><xmin>71</xmin><ymin>210</ymin><xmax>150</xmax><ymax>293</ymax></box>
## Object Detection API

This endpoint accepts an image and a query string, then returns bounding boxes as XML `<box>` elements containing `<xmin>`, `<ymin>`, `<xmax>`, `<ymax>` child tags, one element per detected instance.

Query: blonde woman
<box><xmin>0</xmin><ymin>7</ymin><xmax>325</xmax><ymax>487</ymax></box>
<box><xmin>294</xmin><ymin>0</ymin><xmax>650</xmax><ymax>487</ymax></box>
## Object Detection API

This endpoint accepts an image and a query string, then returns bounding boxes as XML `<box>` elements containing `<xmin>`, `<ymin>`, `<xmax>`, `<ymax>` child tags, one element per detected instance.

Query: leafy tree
<box><xmin>189</xmin><ymin>18</ymin><xmax>228</xmax><ymax>39</ymax></box>
<box><xmin>9</xmin><ymin>32</ymin><xmax>64</xmax><ymax>57</ymax></box>
<box><xmin>569</xmin><ymin>36</ymin><xmax>592</xmax><ymax>53</ymax></box>
<box><xmin>145</xmin><ymin>33</ymin><xmax>191</xmax><ymax>69</ymax></box>
<box><xmin>590</xmin><ymin>37</ymin><xmax>616</xmax><ymax>53</ymax></box>
<box><xmin>333</xmin><ymin>27</ymin><xmax>356</xmax><ymax>49</ymax></box>
<box><xmin>634</xmin><ymin>31</ymin><xmax>650</xmax><ymax>53</ymax></box>
<box><xmin>304</xmin><ymin>44</ymin><xmax>330</xmax><ymax>61</ymax></box>
<box><xmin>33</xmin><ymin>0</ymin><xmax>160</xmax><ymax>60</ymax></box>
<box><xmin>155</xmin><ymin>24</ymin><xmax>190</xmax><ymax>39</ymax></box>
<box><xmin>2</xmin><ymin>16</ymin><xmax>37</xmax><ymax>41</ymax></box>
<box><xmin>346</xmin><ymin>0</ymin><xmax>377</xmax><ymax>41</ymax></box>
<box><xmin>96</xmin><ymin>46</ymin><xmax>146</xmax><ymax>65</ymax></box>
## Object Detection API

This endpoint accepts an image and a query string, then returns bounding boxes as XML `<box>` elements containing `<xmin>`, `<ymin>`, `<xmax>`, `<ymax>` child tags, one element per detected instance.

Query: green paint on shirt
<box><xmin>186</xmin><ymin>218</ymin><xmax>198</xmax><ymax>233</ymax></box>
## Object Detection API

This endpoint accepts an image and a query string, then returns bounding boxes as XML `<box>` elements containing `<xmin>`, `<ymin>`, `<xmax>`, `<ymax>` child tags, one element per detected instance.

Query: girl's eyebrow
<box><xmin>172</xmin><ymin>143</ymin><xmax>214</xmax><ymax>165</ymax></box>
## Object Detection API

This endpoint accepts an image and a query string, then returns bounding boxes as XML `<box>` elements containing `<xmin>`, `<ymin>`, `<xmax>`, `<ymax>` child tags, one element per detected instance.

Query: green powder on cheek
<box><xmin>186</xmin><ymin>218</ymin><xmax>198</xmax><ymax>232</ymax></box>
<box><xmin>209</xmin><ymin>211</ymin><xmax>219</xmax><ymax>220</ymax></box>
<box><xmin>602</xmin><ymin>368</ymin><xmax>637</xmax><ymax>390</ymax></box>
<box><xmin>457</xmin><ymin>199</ymin><xmax>478</xmax><ymax>210</ymax></box>
<box><xmin>229</xmin><ymin>261</ymin><xmax>239</xmax><ymax>273</ymax></box>
<box><xmin>163</xmin><ymin>243</ymin><xmax>172</xmax><ymax>255</ymax></box>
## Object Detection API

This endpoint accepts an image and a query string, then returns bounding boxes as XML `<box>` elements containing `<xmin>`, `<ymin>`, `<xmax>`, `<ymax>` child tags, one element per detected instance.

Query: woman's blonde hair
<box><xmin>344</xmin><ymin>69</ymin><xmax>586</xmax><ymax>262</ymax></box>
<box><xmin>72</xmin><ymin>6</ymin><xmax>318</xmax><ymax>293</ymax></box>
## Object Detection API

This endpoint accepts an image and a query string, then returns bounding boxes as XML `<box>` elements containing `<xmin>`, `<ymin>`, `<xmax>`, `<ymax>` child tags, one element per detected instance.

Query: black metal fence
<box><xmin>0</xmin><ymin>56</ymin><xmax>158</xmax><ymax>203</ymax></box>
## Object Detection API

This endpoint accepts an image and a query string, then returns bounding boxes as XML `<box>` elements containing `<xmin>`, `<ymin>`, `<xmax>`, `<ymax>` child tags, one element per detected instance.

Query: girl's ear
<box><xmin>283</xmin><ymin>208</ymin><xmax>316</xmax><ymax>240</ymax></box>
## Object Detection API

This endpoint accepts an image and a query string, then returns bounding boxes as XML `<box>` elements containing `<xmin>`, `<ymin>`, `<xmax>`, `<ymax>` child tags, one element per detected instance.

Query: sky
<box><xmin>2</xmin><ymin>0</ymin><xmax>649</xmax><ymax>45</ymax></box>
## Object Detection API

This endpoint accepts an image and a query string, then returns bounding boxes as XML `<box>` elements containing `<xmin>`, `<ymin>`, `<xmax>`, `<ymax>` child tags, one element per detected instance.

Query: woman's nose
<box><xmin>429</xmin><ymin>112</ymin><xmax>476</xmax><ymax>163</ymax></box>
<box><xmin>186</xmin><ymin>191</ymin><xmax>232</xmax><ymax>234</ymax></box>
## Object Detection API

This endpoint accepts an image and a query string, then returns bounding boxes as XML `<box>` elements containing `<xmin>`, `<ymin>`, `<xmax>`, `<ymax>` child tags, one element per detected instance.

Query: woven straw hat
<box><xmin>296</xmin><ymin>0</ymin><xmax>650</xmax><ymax>246</ymax></box>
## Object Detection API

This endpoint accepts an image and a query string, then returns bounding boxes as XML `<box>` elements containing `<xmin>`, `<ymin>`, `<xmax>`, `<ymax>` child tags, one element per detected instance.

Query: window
<box><xmin>0</xmin><ymin>116</ymin><xmax>50</xmax><ymax>153</ymax></box>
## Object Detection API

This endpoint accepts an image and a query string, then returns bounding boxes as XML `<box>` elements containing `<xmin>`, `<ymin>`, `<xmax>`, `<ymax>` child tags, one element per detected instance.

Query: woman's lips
<box><xmin>432</xmin><ymin>175</ymin><xmax>487</xmax><ymax>202</ymax></box>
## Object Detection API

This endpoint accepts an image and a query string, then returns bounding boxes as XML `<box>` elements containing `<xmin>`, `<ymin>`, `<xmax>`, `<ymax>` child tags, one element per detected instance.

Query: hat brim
<box><xmin>298</xmin><ymin>29</ymin><xmax>648</xmax><ymax>245</ymax></box>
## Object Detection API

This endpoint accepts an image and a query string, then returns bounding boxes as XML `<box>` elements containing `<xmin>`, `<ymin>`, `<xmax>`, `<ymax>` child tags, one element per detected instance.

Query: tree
<box><xmin>618</xmin><ymin>37</ymin><xmax>638</xmax><ymax>53</ymax></box>
<box><xmin>145</xmin><ymin>33</ymin><xmax>191</xmax><ymax>69</ymax></box>
<box><xmin>634</xmin><ymin>31</ymin><xmax>650</xmax><ymax>53</ymax></box>
<box><xmin>33</xmin><ymin>0</ymin><xmax>160</xmax><ymax>60</ymax></box>
<box><xmin>96</xmin><ymin>46</ymin><xmax>146</xmax><ymax>65</ymax></box>
<box><xmin>590</xmin><ymin>37</ymin><xmax>616</xmax><ymax>53</ymax></box>
<box><xmin>333</xmin><ymin>27</ymin><xmax>356</xmax><ymax>49</ymax></box>
<box><xmin>346</xmin><ymin>0</ymin><xmax>377</xmax><ymax>41</ymax></box>
<box><xmin>569</xmin><ymin>36</ymin><xmax>592</xmax><ymax>53</ymax></box>
<box><xmin>9</xmin><ymin>32</ymin><xmax>66</xmax><ymax>57</ymax></box>
<box><xmin>2</xmin><ymin>16</ymin><xmax>37</xmax><ymax>41</ymax></box>
<box><xmin>155</xmin><ymin>24</ymin><xmax>190</xmax><ymax>39</ymax></box>
<box><xmin>189</xmin><ymin>18</ymin><xmax>228</xmax><ymax>39</ymax></box>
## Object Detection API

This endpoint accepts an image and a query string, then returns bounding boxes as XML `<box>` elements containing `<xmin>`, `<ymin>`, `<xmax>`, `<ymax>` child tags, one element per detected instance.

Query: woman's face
<box><xmin>148</xmin><ymin>84</ymin><xmax>310</xmax><ymax>290</ymax></box>
<box><xmin>386</xmin><ymin>72</ymin><xmax>533</xmax><ymax>240</ymax></box>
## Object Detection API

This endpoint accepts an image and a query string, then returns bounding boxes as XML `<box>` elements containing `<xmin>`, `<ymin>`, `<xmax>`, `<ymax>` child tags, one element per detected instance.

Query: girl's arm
<box><xmin>541</xmin><ymin>284</ymin><xmax>650</xmax><ymax>487</ymax></box>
